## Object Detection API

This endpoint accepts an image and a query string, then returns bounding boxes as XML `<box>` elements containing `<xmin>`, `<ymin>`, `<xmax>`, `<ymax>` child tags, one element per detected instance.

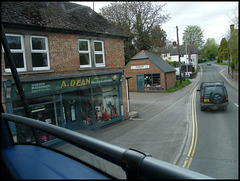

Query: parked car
<box><xmin>197</xmin><ymin>81</ymin><xmax>229</xmax><ymax>111</ymax></box>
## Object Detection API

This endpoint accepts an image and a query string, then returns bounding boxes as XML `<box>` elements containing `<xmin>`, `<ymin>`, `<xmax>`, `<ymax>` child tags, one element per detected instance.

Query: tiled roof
<box><xmin>1</xmin><ymin>1</ymin><xmax>126</xmax><ymax>38</ymax></box>
<box><xmin>170</xmin><ymin>44</ymin><xmax>198</xmax><ymax>56</ymax></box>
<box><xmin>130</xmin><ymin>50</ymin><xmax>175</xmax><ymax>73</ymax></box>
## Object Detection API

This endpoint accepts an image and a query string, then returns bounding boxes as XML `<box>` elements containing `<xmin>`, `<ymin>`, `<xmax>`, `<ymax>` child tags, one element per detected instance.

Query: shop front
<box><xmin>3</xmin><ymin>70</ymin><xmax>124</xmax><ymax>144</ymax></box>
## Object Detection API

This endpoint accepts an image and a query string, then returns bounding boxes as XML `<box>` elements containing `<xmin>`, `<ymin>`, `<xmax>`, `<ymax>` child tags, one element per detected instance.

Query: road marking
<box><xmin>182</xmin><ymin>86</ymin><xmax>198</xmax><ymax>169</ymax></box>
<box><xmin>147</xmin><ymin>94</ymin><xmax>187</xmax><ymax>122</ymax></box>
<box><xmin>234</xmin><ymin>103</ymin><xmax>238</xmax><ymax>107</ymax></box>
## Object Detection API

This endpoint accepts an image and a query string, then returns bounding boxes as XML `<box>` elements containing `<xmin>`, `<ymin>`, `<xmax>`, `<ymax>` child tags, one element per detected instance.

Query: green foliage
<box><xmin>149</xmin><ymin>25</ymin><xmax>167</xmax><ymax>53</ymax></box>
<box><xmin>217</xmin><ymin>38</ymin><xmax>228</xmax><ymax>63</ymax></box>
<box><xmin>228</xmin><ymin>28</ymin><xmax>238</xmax><ymax>68</ymax></box>
<box><xmin>230</xmin><ymin>61</ymin><xmax>235</xmax><ymax>69</ymax></box>
<box><xmin>200</xmin><ymin>38</ymin><xmax>219</xmax><ymax>61</ymax></box>
<box><xmin>167</xmin><ymin>61</ymin><xmax>179</xmax><ymax>68</ymax></box>
<box><xmin>182</xmin><ymin>25</ymin><xmax>205</xmax><ymax>49</ymax></box>
<box><xmin>198</xmin><ymin>59</ymin><xmax>207</xmax><ymax>64</ymax></box>
<box><xmin>166</xmin><ymin>79</ymin><xmax>191</xmax><ymax>92</ymax></box>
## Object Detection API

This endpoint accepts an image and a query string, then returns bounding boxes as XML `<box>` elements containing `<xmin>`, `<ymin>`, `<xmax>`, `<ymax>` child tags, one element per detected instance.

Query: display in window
<box><xmin>144</xmin><ymin>74</ymin><xmax>161</xmax><ymax>87</ymax></box>
<box><xmin>81</xmin><ymin>96</ymin><xmax>93</xmax><ymax>125</ymax></box>
<box><xmin>71</xmin><ymin>105</ymin><xmax>76</xmax><ymax>121</ymax></box>
<box><xmin>92</xmin><ymin>86</ymin><xmax>120</xmax><ymax>124</ymax></box>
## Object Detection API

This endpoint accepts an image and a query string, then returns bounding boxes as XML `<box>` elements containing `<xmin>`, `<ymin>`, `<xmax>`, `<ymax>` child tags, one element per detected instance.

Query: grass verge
<box><xmin>165</xmin><ymin>79</ymin><xmax>191</xmax><ymax>92</ymax></box>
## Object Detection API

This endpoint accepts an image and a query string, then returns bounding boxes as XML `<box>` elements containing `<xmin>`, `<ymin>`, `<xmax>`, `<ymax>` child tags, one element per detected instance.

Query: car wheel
<box><xmin>211</xmin><ymin>93</ymin><xmax>223</xmax><ymax>104</ymax></box>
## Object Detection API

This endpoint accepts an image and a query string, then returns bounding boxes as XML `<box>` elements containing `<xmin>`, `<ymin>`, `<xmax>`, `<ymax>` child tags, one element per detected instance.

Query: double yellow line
<box><xmin>182</xmin><ymin>87</ymin><xmax>198</xmax><ymax>169</ymax></box>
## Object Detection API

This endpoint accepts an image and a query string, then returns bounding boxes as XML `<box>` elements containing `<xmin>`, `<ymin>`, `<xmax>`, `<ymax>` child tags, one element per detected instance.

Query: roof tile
<box><xmin>1</xmin><ymin>1</ymin><xmax>126</xmax><ymax>37</ymax></box>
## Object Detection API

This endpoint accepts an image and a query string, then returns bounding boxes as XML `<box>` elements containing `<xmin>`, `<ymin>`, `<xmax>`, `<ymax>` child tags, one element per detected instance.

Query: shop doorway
<box><xmin>62</xmin><ymin>93</ymin><xmax>81</xmax><ymax>130</ymax></box>
<box><xmin>137</xmin><ymin>74</ymin><xmax>144</xmax><ymax>91</ymax></box>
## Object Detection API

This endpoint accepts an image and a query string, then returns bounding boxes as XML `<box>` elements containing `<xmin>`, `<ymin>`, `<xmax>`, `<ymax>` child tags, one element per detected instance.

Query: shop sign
<box><xmin>131</xmin><ymin>65</ymin><xmax>150</xmax><ymax>70</ymax></box>
<box><xmin>11</xmin><ymin>74</ymin><xmax>120</xmax><ymax>97</ymax></box>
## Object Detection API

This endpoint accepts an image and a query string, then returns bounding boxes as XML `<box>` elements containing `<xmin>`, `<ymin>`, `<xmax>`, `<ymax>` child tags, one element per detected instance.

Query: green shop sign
<box><xmin>11</xmin><ymin>74</ymin><xmax>120</xmax><ymax>98</ymax></box>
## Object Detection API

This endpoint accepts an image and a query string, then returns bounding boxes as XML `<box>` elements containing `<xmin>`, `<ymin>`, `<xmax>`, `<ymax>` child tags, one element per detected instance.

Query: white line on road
<box><xmin>234</xmin><ymin>103</ymin><xmax>238</xmax><ymax>107</ymax></box>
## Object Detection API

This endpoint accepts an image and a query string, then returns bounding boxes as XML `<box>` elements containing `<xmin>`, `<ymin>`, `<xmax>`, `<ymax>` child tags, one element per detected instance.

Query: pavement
<box><xmin>55</xmin><ymin>66</ymin><xmax>238</xmax><ymax>179</ymax></box>
<box><xmin>220</xmin><ymin>67</ymin><xmax>238</xmax><ymax>89</ymax></box>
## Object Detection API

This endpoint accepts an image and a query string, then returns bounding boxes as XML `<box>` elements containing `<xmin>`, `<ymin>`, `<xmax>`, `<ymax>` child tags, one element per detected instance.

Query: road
<box><xmin>178</xmin><ymin>62</ymin><xmax>238</xmax><ymax>179</ymax></box>
<box><xmin>53</xmin><ymin>62</ymin><xmax>238</xmax><ymax>179</ymax></box>
<box><xmin>54</xmin><ymin>73</ymin><xmax>200</xmax><ymax>179</ymax></box>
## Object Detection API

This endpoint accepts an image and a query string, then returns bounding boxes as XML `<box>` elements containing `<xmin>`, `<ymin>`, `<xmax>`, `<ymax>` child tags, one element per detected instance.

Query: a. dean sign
<box><xmin>10</xmin><ymin>74</ymin><xmax>120</xmax><ymax>97</ymax></box>
<box><xmin>131</xmin><ymin>65</ymin><xmax>150</xmax><ymax>70</ymax></box>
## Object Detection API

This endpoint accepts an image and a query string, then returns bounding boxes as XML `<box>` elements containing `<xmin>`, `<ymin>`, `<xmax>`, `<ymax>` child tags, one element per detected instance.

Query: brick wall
<box><xmin>105</xmin><ymin>39</ymin><xmax>125</xmax><ymax>69</ymax></box>
<box><xmin>1</xmin><ymin>30</ymin><xmax>128</xmax><ymax>118</ymax></box>
<box><xmin>2</xmin><ymin>30</ymin><xmax>125</xmax><ymax>77</ymax></box>
<box><xmin>48</xmin><ymin>33</ymin><xmax>79</xmax><ymax>75</ymax></box>
<box><xmin>125</xmin><ymin>59</ymin><xmax>176</xmax><ymax>91</ymax></box>
<box><xmin>165</xmin><ymin>72</ymin><xmax>176</xmax><ymax>90</ymax></box>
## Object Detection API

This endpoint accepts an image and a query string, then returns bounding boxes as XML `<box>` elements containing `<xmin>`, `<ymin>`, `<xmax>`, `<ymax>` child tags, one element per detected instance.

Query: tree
<box><xmin>200</xmin><ymin>38</ymin><xmax>219</xmax><ymax>61</ymax></box>
<box><xmin>100</xmin><ymin>2</ymin><xmax>170</xmax><ymax>63</ymax></box>
<box><xmin>217</xmin><ymin>38</ymin><xmax>228</xmax><ymax>63</ymax></box>
<box><xmin>150</xmin><ymin>25</ymin><xmax>167</xmax><ymax>53</ymax></box>
<box><xmin>182</xmin><ymin>25</ymin><xmax>205</xmax><ymax>49</ymax></box>
<box><xmin>228</xmin><ymin>28</ymin><xmax>238</xmax><ymax>69</ymax></box>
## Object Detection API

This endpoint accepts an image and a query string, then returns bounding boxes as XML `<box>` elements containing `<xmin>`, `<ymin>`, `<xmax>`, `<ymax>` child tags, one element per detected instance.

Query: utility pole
<box><xmin>176</xmin><ymin>26</ymin><xmax>182</xmax><ymax>84</ymax></box>
<box><xmin>185</xmin><ymin>41</ymin><xmax>188</xmax><ymax>80</ymax></box>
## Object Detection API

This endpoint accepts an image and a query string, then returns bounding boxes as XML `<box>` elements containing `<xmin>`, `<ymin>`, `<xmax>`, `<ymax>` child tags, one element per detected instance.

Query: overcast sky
<box><xmin>72</xmin><ymin>1</ymin><xmax>238</xmax><ymax>45</ymax></box>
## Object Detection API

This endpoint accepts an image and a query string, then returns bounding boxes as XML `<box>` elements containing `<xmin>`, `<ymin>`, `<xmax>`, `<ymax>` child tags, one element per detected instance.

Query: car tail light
<box><xmin>200</xmin><ymin>97</ymin><xmax>203</xmax><ymax>102</ymax></box>
<box><xmin>226</xmin><ymin>96</ymin><xmax>228</xmax><ymax>102</ymax></box>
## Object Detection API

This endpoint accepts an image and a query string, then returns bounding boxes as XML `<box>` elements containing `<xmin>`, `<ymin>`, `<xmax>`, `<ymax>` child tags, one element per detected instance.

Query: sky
<box><xmin>72</xmin><ymin>1</ymin><xmax>238</xmax><ymax>46</ymax></box>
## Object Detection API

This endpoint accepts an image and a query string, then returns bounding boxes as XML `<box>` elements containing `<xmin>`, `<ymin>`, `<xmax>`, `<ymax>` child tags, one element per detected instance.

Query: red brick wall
<box><xmin>48</xmin><ymin>34</ymin><xmax>79</xmax><ymax>75</ymax></box>
<box><xmin>124</xmin><ymin>59</ymin><xmax>176</xmax><ymax>91</ymax></box>
<box><xmin>165</xmin><ymin>72</ymin><xmax>176</xmax><ymax>90</ymax></box>
<box><xmin>105</xmin><ymin>39</ymin><xmax>125</xmax><ymax>69</ymax></box>
<box><xmin>1</xmin><ymin>31</ymin><xmax>128</xmax><ymax>118</ymax></box>
<box><xmin>2</xmin><ymin>31</ymin><xmax>125</xmax><ymax>77</ymax></box>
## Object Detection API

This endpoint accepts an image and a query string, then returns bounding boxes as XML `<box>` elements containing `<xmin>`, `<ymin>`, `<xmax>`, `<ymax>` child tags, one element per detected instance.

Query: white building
<box><xmin>160</xmin><ymin>44</ymin><xmax>198</xmax><ymax>69</ymax></box>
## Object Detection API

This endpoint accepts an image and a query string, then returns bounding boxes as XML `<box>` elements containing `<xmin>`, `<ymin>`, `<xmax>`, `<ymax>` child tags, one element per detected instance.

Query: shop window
<box><xmin>144</xmin><ymin>73</ymin><xmax>161</xmax><ymax>87</ymax></box>
<box><xmin>30</xmin><ymin>36</ymin><xmax>50</xmax><ymax>70</ymax></box>
<box><xmin>3</xmin><ymin>34</ymin><xmax>26</xmax><ymax>72</ymax></box>
<box><xmin>91</xmin><ymin>85</ymin><xmax>120</xmax><ymax>125</ymax></box>
<box><xmin>10</xmin><ymin>96</ymin><xmax>62</xmax><ymax>144</ymax></box>
<box><xmin>79</xmin><ymin>39</ymin><xmax>91</xmax><ymax>68</ymax></box>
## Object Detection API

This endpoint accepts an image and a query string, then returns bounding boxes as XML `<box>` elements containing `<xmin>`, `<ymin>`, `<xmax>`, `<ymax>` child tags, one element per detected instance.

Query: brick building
<box><xmin>125</xmin><ymin>50</ymin><xmax>176</xmax><ymax>91</ymax></box>
<box><xmin>1</xmin><ymin>2</ymin><xmax>128</xmax><ymax>141</ymax></box>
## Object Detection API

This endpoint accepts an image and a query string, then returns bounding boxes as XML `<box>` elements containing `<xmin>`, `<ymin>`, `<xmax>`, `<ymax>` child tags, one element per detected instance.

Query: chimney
<box><xmin>230</xmin><ymin>24</ymin><xmax>234</xmax><ymax>35</ymax></box>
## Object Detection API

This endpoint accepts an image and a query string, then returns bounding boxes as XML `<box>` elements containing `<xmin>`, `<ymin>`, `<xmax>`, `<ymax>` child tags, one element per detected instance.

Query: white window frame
<box><xmin>30</xmin><ymin>36</ymin><xmax>50</xmax><ymax>71</ymax></box>
<box><xmin>79</xmin><ymin>39</ymin><xmax>91</xmax><ymax>68</ymax></box>
<box><xmin>4</xmin><ymin>34</ymin><xmax>26</xmax><ymax>72</ymax></box>
<box><xmin>93</xmin><ymin>40</ymin><xmax>105</xmax><ymax>67</ymax></box>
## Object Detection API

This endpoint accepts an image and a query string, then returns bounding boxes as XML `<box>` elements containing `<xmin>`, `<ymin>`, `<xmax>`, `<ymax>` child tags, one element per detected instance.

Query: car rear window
<box><xmin>204</xmin><ymin>86</ymin><xmax>223</xmax><ymax>97</ymax></box>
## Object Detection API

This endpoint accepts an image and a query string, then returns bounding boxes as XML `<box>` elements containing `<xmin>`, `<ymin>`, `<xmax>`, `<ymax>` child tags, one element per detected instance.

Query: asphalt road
<box><xmin>54</xmin><ymin>72</ymin><xmax>200</xmax><ymax>179</ymax></box>
<box><xmin>179</xmin><ymin>62</ymin><xmax>238</xmax><ymax>179</ymax></box>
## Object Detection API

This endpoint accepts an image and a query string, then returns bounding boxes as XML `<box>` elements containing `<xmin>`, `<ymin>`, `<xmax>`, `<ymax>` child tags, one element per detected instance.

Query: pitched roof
<box><xmin>130</xmin><ymin>50</ymin><xmax>175</xmax><ymax>73</ymax></box>
<box><xmin>1</xmin><ymin>1</ymin><xmax>126</xmax><ymax>38</ymax></box>
<box><xmin>170</xmin><ymin>44</ymin><xmax>198</xmax><ymax>56</ymax></box>
<box><xmin>159</xmin><ymin>47</ymin><xmax>172</xmax><ymax>54</ymax></box>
